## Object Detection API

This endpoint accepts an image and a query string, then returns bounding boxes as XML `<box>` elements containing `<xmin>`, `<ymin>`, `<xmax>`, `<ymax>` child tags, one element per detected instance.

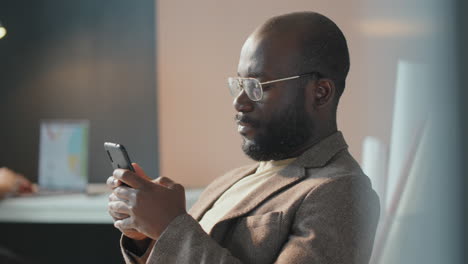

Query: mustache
<box><xmin>235</xmin><ymin>114</ymin><xmax>260</xmax><ymax>127</ymax></box>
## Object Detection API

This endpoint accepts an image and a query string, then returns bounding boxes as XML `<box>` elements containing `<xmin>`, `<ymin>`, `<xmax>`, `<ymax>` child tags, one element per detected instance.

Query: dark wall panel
<box><xmin>0</xmin><ymin>222</ymin><xmax>124</xmax><ymax>264</ymax></box>
<box><xmin>0</xmin><ymin>0</ymin><xmax>158</xmax><ymax>182</ymax></box>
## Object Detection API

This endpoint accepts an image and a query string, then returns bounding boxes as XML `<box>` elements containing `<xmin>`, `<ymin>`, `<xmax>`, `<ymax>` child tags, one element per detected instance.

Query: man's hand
<box><xmin>107</xmin><ymin>163</ymin><xmax>148</xmax><ymax>241</ymax></box>
<box><xmin>107</xmin><ymin>163</ymin><xmax>187</xmax><ymax>241</ymax></box>
<box><xmin>108</xmin><ymin>193</ymin><xmax>148</xmax><ymax>240</ymax></box>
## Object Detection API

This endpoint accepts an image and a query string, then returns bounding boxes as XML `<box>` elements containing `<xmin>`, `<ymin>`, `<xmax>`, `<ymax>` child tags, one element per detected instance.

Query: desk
<box><xmin>0</xmin><ymin>186</ymin><xmax>204</xmax><ymax>224</ymax></box>
<box><xmin>0</xmin><ymin>187</ymin><xmax>204</xmax><ymax>264</ymax></box>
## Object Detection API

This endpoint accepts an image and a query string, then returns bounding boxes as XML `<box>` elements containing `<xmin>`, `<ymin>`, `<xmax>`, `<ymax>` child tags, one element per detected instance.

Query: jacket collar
<box><xmin>189</xmin><ymin>131</ymin><xmax>348</xmax><ymax>224</ymax></box>
<box><xmin>294</xmin><ymin>131</ymin><xmax>348</xmax><ymax>168</ymax></box>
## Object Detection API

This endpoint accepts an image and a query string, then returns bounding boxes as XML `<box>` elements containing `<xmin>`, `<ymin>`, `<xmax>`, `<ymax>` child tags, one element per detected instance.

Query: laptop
<box><xmin>36</xmin><ymin>119</ymin><xmax>90</xmax><ymax>194</ymax></box>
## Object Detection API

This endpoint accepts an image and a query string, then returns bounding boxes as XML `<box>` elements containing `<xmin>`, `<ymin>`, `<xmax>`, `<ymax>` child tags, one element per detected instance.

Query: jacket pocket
<box><xmin>243</xmin><ymin>211</ymin><xmax>282</xmax><ymax>228</ymax></box>
<box><xmin>227</xmin><ymin>212</ymin><xmax>283</xmax><ymax>264</ymax></box>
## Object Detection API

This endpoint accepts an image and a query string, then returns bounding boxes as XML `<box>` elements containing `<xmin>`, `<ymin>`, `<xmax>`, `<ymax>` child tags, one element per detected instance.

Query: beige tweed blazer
<box><xmin>122</xmin><ymin>131</ymin><xmax>380</xmax><ymax>264</ymax></box>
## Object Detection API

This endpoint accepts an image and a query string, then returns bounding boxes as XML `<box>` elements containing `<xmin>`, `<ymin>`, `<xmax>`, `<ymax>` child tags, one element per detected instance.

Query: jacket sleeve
<box><xmin>121</xmin><ymin>213</ymin><xmax>244</xmax><ymax>264</ymax></box>
<box><xmin>274</xmin><ymin>175</ymin><xmax>380</xmax><ymax>264</ymax></box>
<box><xmin>121</xmin><ymin>175</ymin><xmax>379</xmax><ymax>264</ymax></box>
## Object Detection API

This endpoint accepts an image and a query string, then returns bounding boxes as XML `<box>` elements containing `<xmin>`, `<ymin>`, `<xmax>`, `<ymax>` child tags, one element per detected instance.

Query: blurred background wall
<box><xmin>457</xmin><ymin>0</ymin><xmax>468</xmax><ymax>261</ymax></box>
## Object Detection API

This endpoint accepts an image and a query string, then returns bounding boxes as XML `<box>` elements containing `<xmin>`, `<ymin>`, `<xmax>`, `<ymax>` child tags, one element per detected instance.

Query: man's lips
<box><xmin>237</xmin><ymin>122</ymin><xmax>254</xmax><ymax>136</ymax></box>
<box><xmin>236</xmin><ymin>120</ymin><xmax>252</xmax><ymax>127</ymax></box>
<box><xmin>235</xmin><ymin>114</ymin><xmax>259</xmax><ymax>126</ymax></box>
<box><xmin>235</xmin><ymin>114</ymin><xmax>259</xmax><ymax>137</ymax></box>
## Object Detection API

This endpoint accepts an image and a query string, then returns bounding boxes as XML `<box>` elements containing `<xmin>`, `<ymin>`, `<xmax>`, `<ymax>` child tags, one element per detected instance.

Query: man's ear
<box><xmin>313</xmin><ymin>79</ymin><xmax>335</xmax><ymax>108</ymax></box>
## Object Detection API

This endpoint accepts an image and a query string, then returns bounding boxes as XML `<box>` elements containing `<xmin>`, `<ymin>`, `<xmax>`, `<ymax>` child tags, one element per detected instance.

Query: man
<box><xmin>107</xmin><ymin>11</ymin><xmax>380</xmax><ymax>264</ymax></box>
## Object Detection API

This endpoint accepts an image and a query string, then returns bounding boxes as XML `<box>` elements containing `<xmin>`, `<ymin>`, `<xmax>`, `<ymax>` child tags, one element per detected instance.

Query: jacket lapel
<box><xmin>189</xmin><ymin>163</ymin><xmax>258</xmax><ymax>221</ymax></box>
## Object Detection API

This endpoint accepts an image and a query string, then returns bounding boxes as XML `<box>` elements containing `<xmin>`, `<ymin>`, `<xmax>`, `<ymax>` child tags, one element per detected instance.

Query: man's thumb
<box><xmin>132</xmin><ymin>163</ymin><xmax>151</xmax><ymax>180</ymax></box>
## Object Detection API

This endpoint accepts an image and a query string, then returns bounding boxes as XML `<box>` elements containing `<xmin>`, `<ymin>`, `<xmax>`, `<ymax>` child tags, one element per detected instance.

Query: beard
<box><xmin>240</xmin><ymin>90</ymin><xmax>314</xmax><ymax>161</ymax></box>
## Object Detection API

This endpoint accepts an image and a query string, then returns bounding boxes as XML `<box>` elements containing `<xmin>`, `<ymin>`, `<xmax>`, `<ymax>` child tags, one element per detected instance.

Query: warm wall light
<box><xmin>358</xmin><ymin>18</ymin><xmax>429</xmax><ymax>38</ymax></box>
<box><xmin>0</xmin><ymin>21</ymin><xmax>7</xmax><ymax>39</ymax></box>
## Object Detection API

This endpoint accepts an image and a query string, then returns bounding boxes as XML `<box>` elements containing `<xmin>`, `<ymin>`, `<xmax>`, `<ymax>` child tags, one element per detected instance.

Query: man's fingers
<box><xmin>156</xmin><ymin>177</ymin><xmax>185</xmax><ymax>193</ymax></box>
<box><xmin>108</xmin><ymin>193</ymin><xmax>123</xmax><ymax>202</ymax></box>
<box><xmin>113</xmin><ymin>186</ymin><xmax>134</xmax><ymax>201</ymax></box>
<box><xmin>108</xmin><ymin>163</ymin><xmax>150</xmax><ymax>190</ymax></box>
<box><xmin>108</xmin><ymin>193</ymin><xmax>130</xmax><ymax>219</ymax></box>
<box><xmin>132</xmin><ymin>163</ymin><xmax>151</xmax><ymax>180</ymax></box>
<box><xmin>115</xmin><ymin>217</ymin><xmax>134</xmax><ymax>231</ymax></box>
<box><xmin>108</xmin><ymin>201</ymin><xmax>132</xmax><ymax>215</ymax></box>
<box><xmin>122</xmin><ymin>229</ymin><xmax>147</xmax><ymax>240</ymax></box>
<box><xmin>106</xmin><ymin>176</ymin><xmax>122</xmax><ymax>189</ymax></box>
<box><xmin>109</xmin><ymin>210</ymin><xmax>129</xmax><ymax>220</ymax></box>
<box><xmin>113</xmin><ymin>169</ymin><xmax>146</xmax><ymax>189</ymax></box>
<box><xmin>171</xmin><ymin>183</ymin><xmax>185</xmax><ymax>193</ymax></box>
<box><xmin>154</xmin><ymin>176</ymin><xmax>175</xmax><ymax>188</ymax></box>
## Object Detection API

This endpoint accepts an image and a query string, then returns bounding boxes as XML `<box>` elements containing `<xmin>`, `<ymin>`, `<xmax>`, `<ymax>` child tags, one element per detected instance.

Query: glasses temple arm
<box><xmin>260</xmin><ymin>75</ymin><xmax>300</xmax><ymax>85</ymax></box>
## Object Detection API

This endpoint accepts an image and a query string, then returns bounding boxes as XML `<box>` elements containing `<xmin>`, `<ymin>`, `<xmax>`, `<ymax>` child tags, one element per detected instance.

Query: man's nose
<box><xmin>233</xmin><ymin>89</ymin><xmax>254</xmax><ymax>112</ymax></box>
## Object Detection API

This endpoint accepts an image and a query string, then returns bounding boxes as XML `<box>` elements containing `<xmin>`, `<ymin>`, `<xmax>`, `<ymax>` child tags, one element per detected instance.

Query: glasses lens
<box><xmin>228</xmin><ymin>77</ymin><xmax>242</xmax><ymax>97</ymax></box>
<box><xmin>243</xmin><ymin>79</ymin><xmax>262</xmax><ymax>101</ymax></box>
<box><xmin>227</xmin><ymin>78</ymin><xmax>263</xmax><ymax>101</ymax></box>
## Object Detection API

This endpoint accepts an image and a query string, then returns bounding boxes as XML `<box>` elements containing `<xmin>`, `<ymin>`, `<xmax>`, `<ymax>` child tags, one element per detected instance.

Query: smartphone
<box><xmin>104</xmin><ymin>142</ymin><xmax>135</xmax><ymax>172</ymax></box>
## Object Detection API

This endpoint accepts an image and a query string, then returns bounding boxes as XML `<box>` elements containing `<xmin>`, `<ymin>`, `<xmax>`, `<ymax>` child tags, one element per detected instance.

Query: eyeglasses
<box><xmin>227</xmin><ymin>72</ymin><xmax>319</xmax><ymax>101</ymax></box>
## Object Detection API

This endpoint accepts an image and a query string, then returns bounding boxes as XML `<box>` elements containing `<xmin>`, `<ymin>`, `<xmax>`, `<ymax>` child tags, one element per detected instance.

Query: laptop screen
<box><xmin>38</xmin><ymin>120</ymin><xmax>89</xmax><ymax>191</ymax></box>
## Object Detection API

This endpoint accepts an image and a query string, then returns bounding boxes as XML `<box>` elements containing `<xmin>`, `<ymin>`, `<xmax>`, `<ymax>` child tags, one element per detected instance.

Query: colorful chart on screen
<box><xmin>38</xmin><ymin>120</ymin><xmax>89</xmax><ymax>191</ymax></box>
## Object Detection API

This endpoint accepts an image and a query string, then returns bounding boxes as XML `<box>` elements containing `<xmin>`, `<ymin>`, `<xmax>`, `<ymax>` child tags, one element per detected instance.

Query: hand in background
<box><xmin>0</xmin><ymin>167</ymin><xmax>35</xmax><ymax>198</ymax></box>
<box><xmin>107</xmin><ymin>163</ymin><xmax>186</xmax><ymax>241</ymax></box>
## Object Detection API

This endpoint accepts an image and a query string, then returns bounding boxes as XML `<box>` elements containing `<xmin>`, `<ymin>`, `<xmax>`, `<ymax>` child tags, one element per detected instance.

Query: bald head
<box><xmin>234</xmin><ymin>12</ymin><xmax>348</xmax><ymax>160</ymax></box>
<box><xmin>252</xmin><ymin>12</ymin><xmax>350</xmax><ymax>99</ymax></box>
